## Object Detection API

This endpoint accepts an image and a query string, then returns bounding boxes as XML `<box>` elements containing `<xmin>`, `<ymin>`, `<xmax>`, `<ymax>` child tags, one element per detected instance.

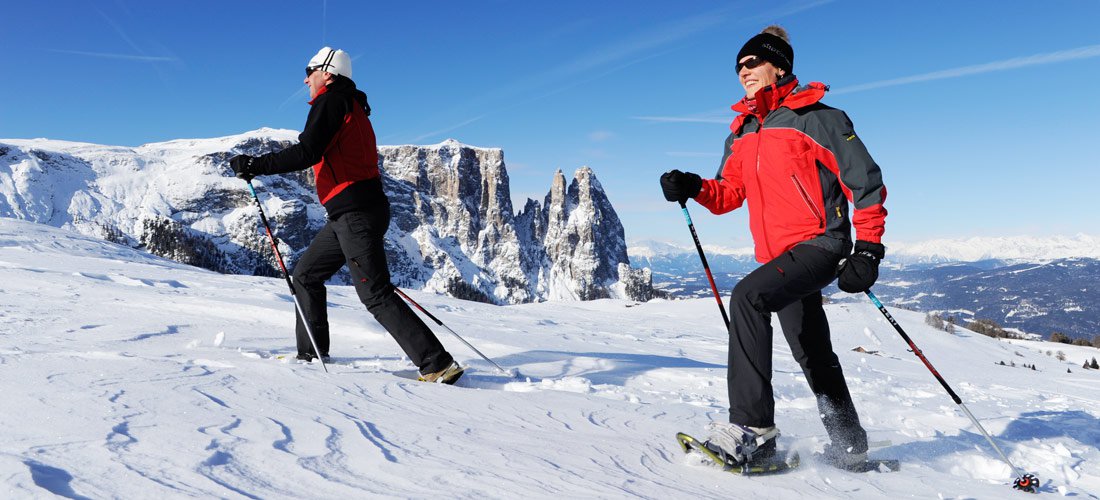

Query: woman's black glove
<box><xmin>230</xmin><ymin>155</ymin><xmax>257</xmax><ymax>181</ymax></box>
<box><xmin>660</xmin><ymin>169</ymin><xmax>702</xmax><ymax>203</ymax></box>
<box><xmin>837</xmin><ymin>240</ymin><xmax>885</xmax><ymax>293</ymax></box>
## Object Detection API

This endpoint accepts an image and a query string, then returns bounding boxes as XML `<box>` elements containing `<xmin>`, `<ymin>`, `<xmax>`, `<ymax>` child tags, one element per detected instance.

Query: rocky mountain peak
<box><xmin>0</xmin><ymin>130</ymin><xmax>657</xmax><ymax>304</ymax></box>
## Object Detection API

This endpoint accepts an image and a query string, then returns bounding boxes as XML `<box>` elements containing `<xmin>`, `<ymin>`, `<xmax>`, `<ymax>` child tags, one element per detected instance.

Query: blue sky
<box><xmin>3</xmin><ymin>1</ymin><xmax>1099</xmax><ymax>248</ymax></box>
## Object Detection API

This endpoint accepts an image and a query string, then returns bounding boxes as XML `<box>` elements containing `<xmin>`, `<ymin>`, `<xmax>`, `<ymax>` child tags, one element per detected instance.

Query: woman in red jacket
<box><xmin>661</xmin><ymin>26</ymin><xmax>887</xmax><ymax>468</ymax></box>
<box><xmin>230</xmin><ymin>47</ymin><xmax>462</xmax><ymax>384</ymax></box>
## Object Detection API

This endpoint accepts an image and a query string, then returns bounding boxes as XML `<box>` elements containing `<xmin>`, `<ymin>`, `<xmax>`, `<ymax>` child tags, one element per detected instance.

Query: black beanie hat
<box><xmin>737</xmin><ymin>32</ymin><xmax>794</xmax><ymax>74</ymax></box>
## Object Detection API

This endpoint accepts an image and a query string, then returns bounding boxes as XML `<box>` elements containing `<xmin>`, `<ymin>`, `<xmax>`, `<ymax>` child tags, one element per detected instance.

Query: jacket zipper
<box><xmin>791</xmin><ymin>175</ymin><xmax>825</xmax><ymax>228</ymax></box>
<box><xmin>754</xmin><ymin>121</ymin><xmax>773</xmax><ymax>258</ymax></box>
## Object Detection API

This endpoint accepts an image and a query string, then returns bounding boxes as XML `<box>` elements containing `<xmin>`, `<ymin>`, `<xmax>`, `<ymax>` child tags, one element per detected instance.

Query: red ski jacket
<box><xmin>694</xmin><ymin>76</ymin><xmax>887</xmax><ymax>263</ymax></box>
<box><xmin>306</xmin><ymin>85</ymin><xmax>378</xmax><ymax>206</ymax></box>
<box><xmin>252</xmin><ymin>77</ymin><xmax>383</xmax><ymax>219</ymax></box>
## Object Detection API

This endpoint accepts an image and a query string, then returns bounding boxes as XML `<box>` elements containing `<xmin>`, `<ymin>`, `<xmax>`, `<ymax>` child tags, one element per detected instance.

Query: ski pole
<box><xmin>865</xmin><ymin>290</ymin><xmax>1037</xmax><ymax>492</ymax></box>
<box><xmin>246</xmin><ymin>180</ymin><xmax>328</xmax><ymax>373</ymax></box>
<box><xmin>349</xmin><ymin>259</ymin><xmax>511</xmax><ymax>376</ymax></box>
<box><xmin>678</xmin><ymin>201</ymin><xmax>730</xmax><ymax>329</ymax></box>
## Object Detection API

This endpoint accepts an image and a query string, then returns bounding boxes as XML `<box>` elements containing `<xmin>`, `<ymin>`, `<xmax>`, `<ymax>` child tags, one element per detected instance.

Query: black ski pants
<box><xmin>290</xmin><ymin>203</ymin><xmax>453</xmax><ymax>374</ymax></box>
<box><xmin>727</xmin><ymin>244</ymin><xmax>868</xmax><ymax>453</ymax></box>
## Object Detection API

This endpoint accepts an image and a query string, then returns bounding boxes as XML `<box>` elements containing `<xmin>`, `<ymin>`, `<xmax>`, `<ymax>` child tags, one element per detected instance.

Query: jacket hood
<box><xmin>310</xmin><ymin>76</ymin><xmax>371</xmax><ymax>116</ymax></box>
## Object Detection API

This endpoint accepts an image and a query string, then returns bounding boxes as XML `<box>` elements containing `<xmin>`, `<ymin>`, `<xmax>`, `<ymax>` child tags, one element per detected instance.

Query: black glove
<box><xmin>837</xmin><ymin>240</ymin><xmax>885</xmax><ymax>293</ymax></box>
<box><xmin>230</xmin><ymin>155</ymin><xmax>257</xmax><ymax>181</ymax></box>
<box><xmin>660</xmin><ymin>169</ymin><xmax>702</xmax><ymax>203</ymax></box>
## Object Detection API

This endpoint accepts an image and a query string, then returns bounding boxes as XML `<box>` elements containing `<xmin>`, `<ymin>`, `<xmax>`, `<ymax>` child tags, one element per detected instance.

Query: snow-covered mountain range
<box><xmin>1</xmin><ymin>217</ymin><xmax>1097</xmax><ymax>497</ymax></box>
<box><xmin>629</xmin><ymin>239</ymin><xmax>1100</xmax><ymax>341</ymax></box>
<box><xmin>0</xmin><ymin>131</ymin><xmax>656</xmax><ymax>304</ymax></box>
<box><xmin>631</xmin><ymin>233</ymin><xmax>1100</xmax><ymax>265</ymax></box>
<box><xmin>887</xmin><ymin>235</ymin><xmax>1100</xmax><ymax>263</ymax></box>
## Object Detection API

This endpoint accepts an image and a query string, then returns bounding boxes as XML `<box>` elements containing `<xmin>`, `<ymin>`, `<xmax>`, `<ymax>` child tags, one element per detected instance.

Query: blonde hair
<box><xmin>761</xmin><ymin>25</ymin><xmax>790</xmax><ymax>44</ymax></box>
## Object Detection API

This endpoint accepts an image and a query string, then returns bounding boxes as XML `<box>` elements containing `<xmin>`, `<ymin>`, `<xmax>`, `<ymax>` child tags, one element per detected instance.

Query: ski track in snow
<box><xmin>1</xmin><ymin>217</ymin><xmax>1099</xmax><ymax>498</ymax></box>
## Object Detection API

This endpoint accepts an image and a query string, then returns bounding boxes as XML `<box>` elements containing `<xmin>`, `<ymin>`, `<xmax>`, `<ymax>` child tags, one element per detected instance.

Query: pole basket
<box><xmin>1012</xmin><ymin>473</ymin><xmax>1039</xmax><ymax>493</ymax></box>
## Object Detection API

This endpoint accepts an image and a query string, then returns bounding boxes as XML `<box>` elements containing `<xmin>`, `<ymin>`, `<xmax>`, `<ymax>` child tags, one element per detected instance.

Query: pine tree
<box><xmin>1092</xmin><ymin>357</ymin><xmax>1099</xmax><ymax>369</ymax></box>
<box><xmin>1084</xmin><ymin>360</ymin><xmax>1091</xmax><ymax>369</ymax></box>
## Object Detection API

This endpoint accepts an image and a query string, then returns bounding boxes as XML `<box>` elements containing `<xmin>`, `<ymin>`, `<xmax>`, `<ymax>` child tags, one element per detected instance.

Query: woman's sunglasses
<box><xmin>736</xmin><ymin>56</ymin><xmax>767</xmax><ymax>73</ymax></box>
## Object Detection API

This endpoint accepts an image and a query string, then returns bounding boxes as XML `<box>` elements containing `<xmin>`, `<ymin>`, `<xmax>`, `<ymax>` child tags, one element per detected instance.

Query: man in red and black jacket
<box><xmin>661</xmin><ymin>27</ymin><xmax>887</xmax><ymax>468</ymax></box>
<box><xmin>230</xmin><ymin>47</ymin><xmax>462</xmax><ymax>384</ymax></box>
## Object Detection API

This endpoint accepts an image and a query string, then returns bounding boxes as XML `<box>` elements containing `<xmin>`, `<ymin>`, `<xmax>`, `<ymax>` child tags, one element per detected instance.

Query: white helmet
<box><xmin>306</xmin><ymin>47</ymin><xmax>352</xmax><ymax>79</ymax></box>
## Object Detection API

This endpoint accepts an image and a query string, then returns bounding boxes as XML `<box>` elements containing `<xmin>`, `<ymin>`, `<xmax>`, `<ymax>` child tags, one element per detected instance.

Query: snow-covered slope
<box><xmin>1</xmin><ymin>218</ymin><xmax>1097</xmax><ymax>498</ymax></box>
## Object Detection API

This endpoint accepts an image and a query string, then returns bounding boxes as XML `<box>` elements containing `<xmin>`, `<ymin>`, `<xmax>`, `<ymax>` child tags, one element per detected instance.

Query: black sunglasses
<box><xmin>305</xmin><ymin>66</ymin><xmax>321</xmax><ymax>76</ymax></box>
<box><xmin>736</xmin><ymin>56</ymin><xmax>767</xmax><ymax>73</ymax></box>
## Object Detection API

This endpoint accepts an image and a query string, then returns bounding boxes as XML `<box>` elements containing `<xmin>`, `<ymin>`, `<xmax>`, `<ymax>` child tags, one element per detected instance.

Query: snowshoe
<box><xmin>676</xmin><ymin>431</ymin><xmax>799</xmax><ymax>475</ymax></box>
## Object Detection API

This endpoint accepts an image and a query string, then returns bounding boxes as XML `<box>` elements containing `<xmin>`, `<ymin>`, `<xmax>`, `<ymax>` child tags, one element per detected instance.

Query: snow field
<box><xmin>1</xmin><ymin>218</ymin><xmax>1098</xmax><ymax>498</ymax></box>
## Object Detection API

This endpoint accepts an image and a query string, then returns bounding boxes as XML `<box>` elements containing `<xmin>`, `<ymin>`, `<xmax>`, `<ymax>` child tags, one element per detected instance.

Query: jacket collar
<box><xmin>731</xmin><ymin>75</ymin><xmax>828</xmax><ymax>118</ymax></box>
<box><xmin>308</xmin><ymin>85</ymin><xmax>330</xmax><ymax>105</ymax></box>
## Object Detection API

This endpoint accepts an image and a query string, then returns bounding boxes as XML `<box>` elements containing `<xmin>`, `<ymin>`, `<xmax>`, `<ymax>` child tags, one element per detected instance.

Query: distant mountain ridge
<box><xmin>631</xmin><ymin>234</ymin><xmax>1100</xmax><ymax>265</ymax></box>
<box><xmin>0</xmin><ymin>130</ymin><xmax>656</xmax><ymax>304</ymax></box>
<box><xmin>628</xmin><ymin>239</ymin><xmax>1100</xmax><ymax>341</ymax></box>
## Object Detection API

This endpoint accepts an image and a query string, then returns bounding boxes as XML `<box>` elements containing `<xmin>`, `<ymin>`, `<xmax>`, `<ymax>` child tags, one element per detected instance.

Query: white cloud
<box><xmin>46</xmin><ymin>49</ymin><xmax>177</xmax><ymax>63</ymax></box>
<box><xmin>588</xmin><ymin>130</ymin><xmax>615</xmax><ymax>142</ymax></box>
<box><xmin>831</xmin><ymin>43</ymin><xmax>1100</xmax><ymax>95</ymax></box>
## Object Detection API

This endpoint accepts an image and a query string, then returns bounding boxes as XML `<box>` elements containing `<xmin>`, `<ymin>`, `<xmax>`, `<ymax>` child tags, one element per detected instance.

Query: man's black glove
<box><xmin>660</xmin><ymin>169</ymin><xmax>702</xmax><ymax>203</ymax></box>
<box><xmin>230</xmin><ymin>155</ymin><xmax>257</xmax><ymax>181</ymax></box>
<box><xmin>837</xmin><ymin>240</ymin><xmax>885</xmax><ymax>293</ymax></box>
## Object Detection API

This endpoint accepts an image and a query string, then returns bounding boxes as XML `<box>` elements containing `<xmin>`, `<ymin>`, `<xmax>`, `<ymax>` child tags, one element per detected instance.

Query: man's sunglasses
<box><xmin>305</xmin><ymin>66</ymin><xmax>321</xmax><ymax>76</ymax></box>
<box><xmin>736</xmin><ymin>56</ymin><xmax>766</xmax><ymax>73</ymax></box>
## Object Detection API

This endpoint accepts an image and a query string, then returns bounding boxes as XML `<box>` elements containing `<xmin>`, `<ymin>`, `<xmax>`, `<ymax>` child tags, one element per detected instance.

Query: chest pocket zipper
<box><xmin>791</xmin><ymin>175</ymin><xmax>825</xmax><ymax>228</ymax></box>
